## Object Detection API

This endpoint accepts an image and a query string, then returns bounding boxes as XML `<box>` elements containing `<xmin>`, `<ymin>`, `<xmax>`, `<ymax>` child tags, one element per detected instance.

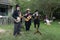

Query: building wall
<box><xmin>0</xmin><ymin>4</ymin><xmax>14</xmax><ymax>25</ymax></box>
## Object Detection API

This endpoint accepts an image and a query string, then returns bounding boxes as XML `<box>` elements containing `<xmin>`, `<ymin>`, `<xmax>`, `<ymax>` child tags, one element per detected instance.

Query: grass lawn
<box><xmin>0</xmin><ymin>21</ymin><xmax>60</xmax><ymax>40</ymax></box>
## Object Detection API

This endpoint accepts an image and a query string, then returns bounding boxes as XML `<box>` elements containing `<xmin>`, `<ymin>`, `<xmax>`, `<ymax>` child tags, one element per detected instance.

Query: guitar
<box><xmin>24</xmin><ymin>15</ymin><xmax>32</xmax><ymax>21</ymax></box>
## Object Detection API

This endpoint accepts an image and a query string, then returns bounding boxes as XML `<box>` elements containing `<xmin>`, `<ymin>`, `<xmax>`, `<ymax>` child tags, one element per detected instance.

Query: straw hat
<box><xmin>26</xmin><ymin>8</ymin><xmax>30</xmax><ymax>11</ymax></box>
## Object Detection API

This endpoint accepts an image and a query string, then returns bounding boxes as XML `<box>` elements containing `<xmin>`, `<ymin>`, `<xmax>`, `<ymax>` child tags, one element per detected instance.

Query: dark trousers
<box><xmin>34</xmin><ymin>23</ymin><xmax>40</xmax><ymax>28</ymax></box>
<box><xmin>25</xmin><ymin>22</ymin><xmax>31</xmax><ymax>31</ymax></box>
<box><xmin>34</xmin><ymin>20</ymin><xmax>40</xmax><ymax>28</ymax></box>
<box><xmin>13</xmin><ymin>22</ymin><xmax>21</xmax><ymax>36</ymax></box>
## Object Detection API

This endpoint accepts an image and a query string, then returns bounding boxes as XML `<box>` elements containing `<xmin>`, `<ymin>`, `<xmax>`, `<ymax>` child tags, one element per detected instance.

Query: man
<box><xmin>33</xmin><ymin>10</ymin><xmax>41</xmax><ymax>34</ymax></box>
<box><xmin>24</xmin><ymin>8</ymin><xmax>32</xmax><ymax>31</ymax></box>
<box><xmin>12</xmin><ymin>4</ymin><xmax>22</xmax><ymax>36</ymax></box>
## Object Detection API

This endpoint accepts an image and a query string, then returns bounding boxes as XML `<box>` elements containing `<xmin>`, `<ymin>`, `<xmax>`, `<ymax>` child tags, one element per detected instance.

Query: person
<box><xmin>45</xmin><ymin>19</ymin><xmax>51</xmax><ymax>25</ymax></box>
<box><xmin>24</xmin><ymin>8</ymin><xmax>32</xmax><ymax>31</ymax></box>
<box><xmin>12</xmin><ymin>4</ymin><xmax>22</xmax><ymax>36</ymax></box>
<box><xmin>33</xmin><ymin>10</ymin><xmax>41</xmax><ymax>34</ymax></box>
<box><xmin>45</xmin><ymin>15</ymin><xmax>51</xmax><ymax>25</ymax></box>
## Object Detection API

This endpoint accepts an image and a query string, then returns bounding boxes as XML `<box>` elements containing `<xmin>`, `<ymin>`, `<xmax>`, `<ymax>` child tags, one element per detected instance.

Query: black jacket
<box><xmin>12</xmin><ymin>10</ymin><xmax>19</xmax><ymax>19</ymax></box>
<box><xmin>12</xmin><ymin>10</ymin><xmax>20</xmax><ymax>23</ymax></box>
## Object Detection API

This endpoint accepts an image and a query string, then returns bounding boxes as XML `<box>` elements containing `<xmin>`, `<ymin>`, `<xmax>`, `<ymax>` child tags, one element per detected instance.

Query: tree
<box><xmin>14</xmin><ymin>0</ymin><xmax>60</xmax><ymax>19</ymax></box>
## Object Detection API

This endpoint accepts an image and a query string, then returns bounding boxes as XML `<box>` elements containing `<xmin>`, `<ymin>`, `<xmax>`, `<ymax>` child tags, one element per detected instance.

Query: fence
<box><xmin>0</xmin><ymin>16</ymin><xmax>13</xmax><ymax>25</ymax></box>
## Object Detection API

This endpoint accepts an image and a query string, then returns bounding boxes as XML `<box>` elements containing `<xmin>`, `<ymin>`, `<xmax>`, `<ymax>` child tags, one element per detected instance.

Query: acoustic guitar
<box><xmin>24</xmin><ymin>15</ymin><xmax>32</xmax><ymax>21</ymax></box>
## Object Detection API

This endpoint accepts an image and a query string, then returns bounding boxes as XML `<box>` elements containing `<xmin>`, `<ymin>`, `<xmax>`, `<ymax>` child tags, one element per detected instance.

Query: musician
<box><xmin>33</xmin><ymin>10</ymin><xmax>41</xmax><ymax>34</ymax></box>
<box><xmin>12</xmin><ymin>4</ymin><xmax>22</xmax><ymax>36</ymax></box>
<box><xmin>24</xmin><ymin>8</ymin><xmax>32</xmax><ymax>31</ymax></box>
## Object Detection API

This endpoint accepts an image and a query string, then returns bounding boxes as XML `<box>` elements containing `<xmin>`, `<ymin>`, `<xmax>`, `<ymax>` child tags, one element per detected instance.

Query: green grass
<box><xmin>0</xmin><ymin>21</ymin><xmax>60</xmax><ymax>40</ymax></box>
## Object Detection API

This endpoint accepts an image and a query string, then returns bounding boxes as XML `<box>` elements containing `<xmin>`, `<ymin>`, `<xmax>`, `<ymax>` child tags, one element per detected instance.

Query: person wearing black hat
<box><xmin>24</xmin><ymin>8</ymin><xmax>32</xmax><ymax>31</ymax></box>
<box><xmin>33</xmin><ymin>10</ymin><xmax>41</xmax><ymax>34</ymax></box>
<box><xmin>12</xmin><ymin>4</ymin><xmax>22</xmax><ymax>36</ymax></box>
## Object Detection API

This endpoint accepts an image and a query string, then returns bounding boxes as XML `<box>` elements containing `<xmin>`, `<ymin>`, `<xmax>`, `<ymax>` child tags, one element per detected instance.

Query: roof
<box><xmin>0</xmin><ymin>0</ymin><xmax>15</xmax><ymax>5</ymax></box>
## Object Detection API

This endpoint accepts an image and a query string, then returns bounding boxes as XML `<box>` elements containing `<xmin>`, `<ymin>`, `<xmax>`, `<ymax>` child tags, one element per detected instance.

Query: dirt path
<box><xmin>0</xmin><ymin>29</ymin><xmax>6</xmax><ymax>33</ymax></box>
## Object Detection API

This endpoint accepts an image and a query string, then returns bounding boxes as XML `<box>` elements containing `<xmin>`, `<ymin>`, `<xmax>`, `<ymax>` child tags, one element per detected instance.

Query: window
<box><xmin>0</xmin><ymin>7</ymin><xmax>8</xmax><ymax>16</ymax></box>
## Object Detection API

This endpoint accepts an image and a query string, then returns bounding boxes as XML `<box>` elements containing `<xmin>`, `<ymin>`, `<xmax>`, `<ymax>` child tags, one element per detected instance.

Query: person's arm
<box><xmin>12</xmin><ymin>11</ymin><xmax>17</xmax><ymax>19</ymax></box>
<box><xmin>32</xmin><ymin>13</ymin><xmax>35</xmax><ymax>18</ymax></box>
<box><xmin>19</xmin><ymin>12</ymin><xmax>23</xmax><ymax>23</ymax></box>
<box><xmin>12</xmin><ymin>11</ymin><xmax>17</xmax><ymax>22</ymax></box>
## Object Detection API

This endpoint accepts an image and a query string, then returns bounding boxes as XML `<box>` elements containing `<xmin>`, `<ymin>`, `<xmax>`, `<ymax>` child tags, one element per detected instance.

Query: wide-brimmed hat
<box><xmin>26</xmin><ymin>8</ymin><xmax>30</xmax><ymax>11</ymax></box>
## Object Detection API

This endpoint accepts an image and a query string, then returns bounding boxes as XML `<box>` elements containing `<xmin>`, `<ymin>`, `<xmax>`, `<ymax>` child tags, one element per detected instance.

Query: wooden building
<box><xmin>0</xmin><ymin>0</ymin><xmax>15</xmax><ymax>25</ymax></box>
<box><xmin>0</xmin><ymin>0</ymin><xmax>15</xmax><ymax>16</ymax></box>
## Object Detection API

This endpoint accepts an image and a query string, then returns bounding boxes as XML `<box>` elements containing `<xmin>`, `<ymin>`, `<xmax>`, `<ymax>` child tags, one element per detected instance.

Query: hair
<box><xmin>16</xmin><ymin>4</ymin><xmax>20</xmax><ymax>8</ymax></box>
<box><xmin>35</xmin><ymin>10</ymin><xmax>38</xmax><ymax>12</ymax></box>
<box><xmin>14</xmin><ymin>4</ymin><xmax>20</xmax><ymax>10</ymax></box>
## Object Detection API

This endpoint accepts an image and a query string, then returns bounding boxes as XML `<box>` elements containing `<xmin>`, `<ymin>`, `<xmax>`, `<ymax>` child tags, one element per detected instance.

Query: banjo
<box><xmin>14</xmin><ymin>17</ymin><xmax>21</xmax><ymax>23</ymax></box>
<box><xmin>14</xmin><ymin>12</ymin><xmax>22</xmax><ymax>23</ymax></box>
